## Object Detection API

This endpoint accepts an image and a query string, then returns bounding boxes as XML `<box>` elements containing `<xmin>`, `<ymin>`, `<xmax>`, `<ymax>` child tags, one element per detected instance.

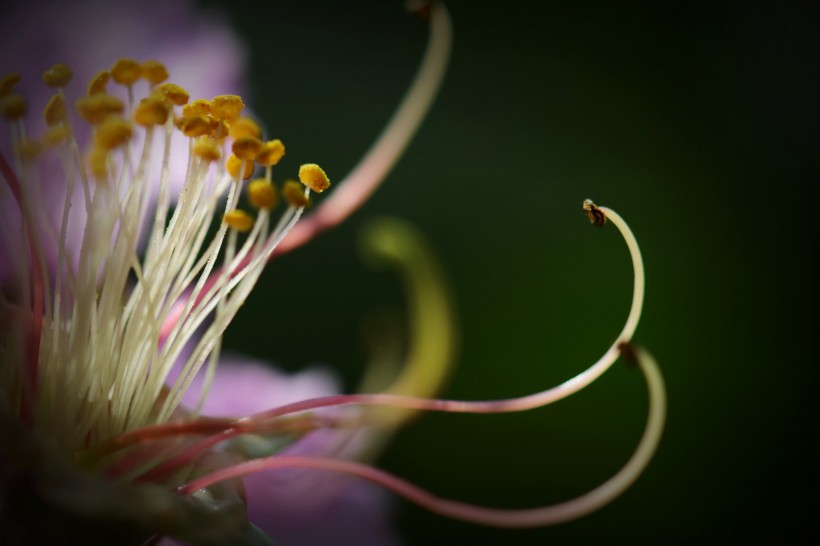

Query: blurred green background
<box><xmin>206</xmin><ymin>0</ymin><xmax>816</xmax><ymax>543</ymax></box>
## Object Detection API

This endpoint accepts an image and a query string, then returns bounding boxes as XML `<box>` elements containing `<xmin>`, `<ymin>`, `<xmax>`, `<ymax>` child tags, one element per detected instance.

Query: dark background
<box><xmin>206</xmin><ymin>1</ymin><xmax>817</xmax><ymax>544</ymax></box>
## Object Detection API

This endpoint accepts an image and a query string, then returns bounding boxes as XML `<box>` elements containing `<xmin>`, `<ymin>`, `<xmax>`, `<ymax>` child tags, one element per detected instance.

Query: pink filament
<box><xmin>175</xmin><ymin>455</ymin><xmax>595</xmax><ymax>528</ymax></box>
<box><xmin>124</xmin><ymin>341</ymin><xmax>621</xmax><ymax>483</ymax></box>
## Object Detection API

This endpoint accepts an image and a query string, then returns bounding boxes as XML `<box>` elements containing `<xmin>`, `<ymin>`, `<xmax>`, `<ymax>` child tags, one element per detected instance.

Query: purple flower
<box><xmin>0</xmin><ymin>0</ymin><xmax>667</xmax><ymax>544</ymax></box>
<box><xmin>0</xmin><ymin>0</ymin><xmax>407</xmax><ymax>543</ymax></box>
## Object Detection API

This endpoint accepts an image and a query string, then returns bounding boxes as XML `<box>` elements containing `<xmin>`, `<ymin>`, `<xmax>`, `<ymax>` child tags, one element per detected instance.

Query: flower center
<box><xmin>0</xmin><ymin>59</ymin><xmax>329</xmax><ymax>454</ymax></box>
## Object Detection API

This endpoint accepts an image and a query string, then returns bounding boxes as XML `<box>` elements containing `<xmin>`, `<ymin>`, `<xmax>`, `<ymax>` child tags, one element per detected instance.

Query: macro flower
<box><xmin>1</xmin><ymin>1</ymin><xmax>667</xmax><ymax>545</ymax></box>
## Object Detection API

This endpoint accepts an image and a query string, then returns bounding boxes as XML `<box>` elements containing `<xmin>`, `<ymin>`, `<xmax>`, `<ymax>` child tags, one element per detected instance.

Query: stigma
<box><xmin>0</xmin><ymin>59</ymin><xmax>328</xmax><ymax>454</ymax></box>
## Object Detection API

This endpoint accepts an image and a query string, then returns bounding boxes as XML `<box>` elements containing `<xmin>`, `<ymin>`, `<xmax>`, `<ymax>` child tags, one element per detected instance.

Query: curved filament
<box><xmin>275</xmin><ymin>1</ymin><xmax>453</xmax><ymax>255</ymax></box>
<box><xmin>178</xmin><ymin>346</ymin><xmax>665</xmax><ymax>527</ymax></box>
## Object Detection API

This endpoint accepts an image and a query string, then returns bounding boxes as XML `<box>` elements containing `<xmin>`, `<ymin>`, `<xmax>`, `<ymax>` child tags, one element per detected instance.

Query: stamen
<box><xmin>0</xmin><ymin>94</ymin><xmax>27</xmax><ymax>120</ymax></box>
<box><xmin>223</xmin><ymin>210</ymin><xmax>254</xmax><ymax>232</ymax></box>
<box><xmin>180</xmin><ymin>115</ymin><xmax>212</xmax><ymax>138</ymax></box>
<box><xmin>42</xmin><ymin>63</ymin><xmax>73</xmax><ymax>88</ymax></box>
<box><xmin>176</xmin><ymin>346</ymin><xmax>663</xmax><ymax>527</ymax></box>
<box><xmin>93</xmin><ymin>117</ymin><xmax>133</xmax><ymax>150</ymax></box>
<box><xmin>154</xmin><ymin>83</ymin><xmax>190</xmax><ymax>106</ymax></box>
<box><xmin>255</xmin><ymin>139</ymin><xmax>285</xmax><ymax>167</ymax></box>
<box><xmin>231</xmin><ymin>136</ymin><xmax>263</xmax><ymax>160</ymax></box>
<box><xmin>282</xmin><ymin>180</ymin><xmax>309</xmax><ymax>207</ymax></box>
<box><xmin>228</xmin><ymin>117</ymin><xmax>262</xmax><ymax>140</ymax></box>
<box><xmin>225</xmin><ymin>154</ymin><xmax>254</xmax><ymax>180</ymax></box>
<box><xmin>87</xmin><ymin>70</ymin><xmax>110</xmax><ymax>95</ymax></box>
<box><xmin>110</xmin><ymin>58</ymin><xmax>142</xmax><ymax>86</ymax></box>
<box><xmin>277</xmin><ymin>1</ymin><xmax>452</xmax><ymax>254</ymax></box>
<box><xmin>0</xmin><ymin>72</ymin><xmax>21</xmax><ymax>97</ymax></box>
<box><xmin>102</xmin><ymin>202</ymin><xmax>648</xmax><ymax>485</ymax></box>
<box><xmin>134</xmin><ymin>97</ymin><xmax>170</xmax><ymax>127</ymax></box>
<box><xmin>43</xmin><ymin>94</ymin><xmax>67</xmax><ymax>126</ymax></box>
<box><xmin>182</xmin><ymin>98</ymin><xmax>212</xmax><ymax>118</ymax></box>
<box><xmin>210</xmin><ymin>95</ymin><xmax>244</xmax><ymax>122</ymax></box>
<box><xmin>298</xmin><ymin>163</ymin><xmax>330</xmax><ymax>193</ymax></box>
<box><xmin>247</xmin><ymin>179</ymin><xmax>278</xmax><ymax>210</ymax></box>
<box><xmin>140</xmin><ymin>60</ymin><xmax>169</xmax><ymax>86</ymax></box>
<box><xmin>74</xmin><ymin>94</ymin><xmax>125</xmax><ymax>125</ymax></box>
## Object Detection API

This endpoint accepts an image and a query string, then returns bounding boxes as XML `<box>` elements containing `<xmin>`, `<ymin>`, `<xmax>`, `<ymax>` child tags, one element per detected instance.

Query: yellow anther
<box><xmin>75</xmin><ymin>94</ymin><xmax>124</xmax><ymax>125</ymax></box>
<box><xmin>111</xmin><ymin>58</ymin><xmax>142</xmax><ymax>86</ymax></box>
<box><xmin>226</xmin><ymin>154</ymin><xmax>255</xmax><ymax>180</ymax></box>
<box><xmin>0</xmin><ymin>94</ymin><xmax>26</xmax><ymax>120</ymax></box>
<box><xmin>228</xmin><ymin>117</ymin><xmax>262</xmax><ymax>140</ymax></box>
<box><xmin>134</xmin><ymin>97</ymin><xmax>169</xmax><ymax>126</ymax></box>
<box><xmin>298</xmin><ymin>163</ymin><xmax>330</xmax><ymax>193</ymax></box>
<box><xmin>155</xmin><ymin>83</ymin><xmax>190</xmax><ymax>106</ymax></box>
<box><xmin>87</xmin><ymin>70</ymin><xmax>110</xmax><ymax>95</ymax></box>
<box><xmin>15</xmin><ymin>139</ymin><xmax>42</xmax><ymax>158</ymax></box>
<box><xmin>247</xmin><ymin>179</ymin><xmax>278</xmax><ymax>210</ymax></box>
<box><xmin>210</xmin><ymin>94</ymin><xmax>244</xmax><ymax>122</ymax></box>
<box><xmin>179</xmin><ymin>115</ymin><xmax>212</xmax><ymax>137</ymax></box>
<box><xmin>43</xmin><ymin>94</ymin><xmax>66</xmax><ymax>126</ymax></box>
<box><xmin>582</xmin><ymin>199</ymin><xmax>607</xmax><ymax>226</ymax></box>
<box><xmin>44</xmin><ymin>125</ymin><xmax>69</xmax><ymax>147</ymax></box>
<box><xmin>223</xmin><ymin>210</ymin><xmax>254</xmax><ymax>232</ymax></box>
<box><xmin>231</xmin><ymin>136</ymin><xmax>263</xmax><ymax>160</ymax></box>
<box><xmin>283</xmin><ymin>180</ymin><xmax>309</xmax><ymax>207</ymax></box>
<box><xmin>256</xmin><ymin>139</ymin><xmax>285</xmax><ymax>166</ymax></box>
<box><xmin>1</xmin><ymin>73</ymin><xmax>21</xmax><ymax>97</ymax></box>
<box><xmin>182</xmin><ymin>98</ymin><xmax>211</xmax><ymax>118</ymax></box>
<box><xmin>94</xmin><ymin>117</ymin><xmax>133</xmax><ymax>150</ymax></box>
<box><xmin>140</xmin><ymin>60</ymin><xmax>169</xmax><ymax>85</ymax></box>
<box><xmin>193</xmin><ymin>139</ymin><xmax>221</xmax><ymax>162</ymax></box>
<box><xmin>42</xmin><ymin>64</ymin><xmax>73</xmax><ymax>88</ymax></box>
<box><xmin>88</xmin><ymin>146</ymin><xmax>109</xmax><ymax>178</ymax></box>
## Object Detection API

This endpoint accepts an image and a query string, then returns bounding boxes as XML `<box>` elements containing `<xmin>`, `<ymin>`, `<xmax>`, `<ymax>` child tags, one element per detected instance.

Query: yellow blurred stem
<box><xmin>359</xmin><ymin>218</ymin><xmax>456</xmax><ymax>423</ymax></box>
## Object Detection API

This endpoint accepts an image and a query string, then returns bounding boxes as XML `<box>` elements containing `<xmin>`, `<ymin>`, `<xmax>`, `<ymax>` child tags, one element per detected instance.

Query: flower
<box><xmin>1</xmin><ymin>1</ymin><xmax>668</xmax><ymax>544</ymax></box>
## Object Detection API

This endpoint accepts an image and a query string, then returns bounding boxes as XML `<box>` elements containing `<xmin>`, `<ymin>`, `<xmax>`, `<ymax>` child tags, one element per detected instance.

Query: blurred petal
<box><xmin>178</xmin><ymin>356</ymin><xmax>401</xmax><ymax>546</ymax></box>
<box><xmin>0</xmin><ymin>0</ymin><xmax>247</xmax><ymax>278</ymax></box>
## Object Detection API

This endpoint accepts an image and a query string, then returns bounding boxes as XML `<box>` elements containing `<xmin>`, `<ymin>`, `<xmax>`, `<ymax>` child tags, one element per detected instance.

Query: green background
<box><xmin>206</xmin><ymin>1</ymin><xmax>816</xmax><ymax>543</ymax></box>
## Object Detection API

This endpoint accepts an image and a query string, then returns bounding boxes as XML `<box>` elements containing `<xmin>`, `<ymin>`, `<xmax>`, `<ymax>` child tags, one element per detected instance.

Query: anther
<box><xmin>617</xmin><ymin>341</ymin><xmax>639</xmax><ymax>367</ymax></box>
<box><xmin>223</xmin><ymin>210</ymin><xmax>254</xmax><ymax>232</ymax></box>
<box><xmin>231</xmin><ymin>136</ymin><xmax>264</xmax><ymax>160</ymax></box>
<box><xmin>0</xmin><ymin>94</ymin><xmax>27</xmax><ymax>120</ymax></box>
<box><xmin>155</xmin><ymin>83</ymin><xmax>190</xmax><ymax>106</ymax></box>
<box><xmin>44</xmin><ymin>94</ymin><xmax>67</xmax><ymax>126</ymax></box>
<box><xmin>283</xmin><ymin>180</ymin><xmax>309</xmax><ymax>207</ymax></box>
<box><xmin>42</xmin><ymin>64</ymin><xmax>73</xmax><ymax>88</ymax></box>
<box><xmin>210</xmin><ymin>95</ymin><xmax>244</xmax><ymax>122</ymax></box>
<box><xmin>179</xmin><ymin>115</ymin><xmax>211</xmax><ymax>137</ymax></box>
<box><xmin>247</xmin><ymin>179</ymin><xmax>278</xmax><ymax>210</ymax></box>
<box><xmin>582</xmin><ymin>199</ymin><xmax>606</xmax><ymax>226</ymax></box>
<box><xmin>87</xmin><ymin>70</ymin><xmax>110</xmax><ymax>95</ymax></box>
<box><xmin>256</xmin><ymin>139</ymin><xmax>285</xmax><ymax>167</ymax></box>
<box><xmin>75</xmin><ymin>94</ymin><xmax>124</xmax><ymax>125</ymax></box>
<box><xmin>0</xmin><ymin>73</ymin><xmax>21</xmax><ymax>97</ymax></box>
<box><xmin>134</xmin><ymin>97</ymin><xmax>169</xmax><ymax>126</ymax></box>
<box><xmin>94</xmin><ymin>117</ymin><xmax>133</xmax><ymax>150</ymax></box>
<box><xmin>140</xmin><ymin>60</ymin><xmax>169</xmax><ymax>86</ymax></box>
<box><xmin>229</xmin><ymin>117</ymin><xmax>262</xmax><ymax>140</ymax></box>
<box><xmin>193</xmin><ymin>140</ymin><xmax>221</xmax><ymax>162</ymax></box>
<box><xmin>298</xmin><ymin>163</ymin><xmax>331</xmax><ymax>193</ymax></box>
<box><xmin>111</xmin><ymin>58</ymin><xmax>142</xmax><ymax>86</ymax></box>
<box><xmin>182</xmin><ymin>99</ymin><xmax>212</xmax><ymax>118</ymax></box>
<box><xmin>226</xmin><ymin>154</ymin><xmax>254</xmax><ymax>180</ymax></box>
